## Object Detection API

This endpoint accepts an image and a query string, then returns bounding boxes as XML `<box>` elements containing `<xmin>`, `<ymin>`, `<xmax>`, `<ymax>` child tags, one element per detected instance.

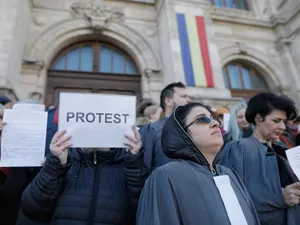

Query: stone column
<box><xmin>156</xmin><ymin>0</ymin><xmax>176</xmax><ymax>85</ymax></box>
<box><xmin>0</xmin><ymin>0</ymin><xmax>30</xmax><ymax>97</ymax></box>
<box><xmin>143</xmin><ymin>69</ymin><xmax>164</xmax><ymax>104</ymax></box>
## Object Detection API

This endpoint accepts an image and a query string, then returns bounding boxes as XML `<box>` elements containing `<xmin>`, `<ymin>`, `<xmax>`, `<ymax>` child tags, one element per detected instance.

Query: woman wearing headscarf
<box><xmin>221</xmin><ymin>92</ymin><xmax>300</xmax><ymax>225</ymax></box>
<box><xmin>223</xmin><ymin>101</ymin><xmax>253</xmax><ymax>145</ymax></box>
<box><xmin>137</xmin><ymin>102</ymin><xmax>260</xmax><ymax>225</ymax></box>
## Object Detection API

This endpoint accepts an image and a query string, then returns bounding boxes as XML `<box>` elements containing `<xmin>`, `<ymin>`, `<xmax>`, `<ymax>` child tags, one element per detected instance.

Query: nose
<box><xmin>210</xmin><ymin>118</ymin><xmax>220</xmax><ymax>128</ymax></box>
<box><xmin>186</xmin><ymin>96</ymin><xmax>191</xmax><ymax>103</ymax></box>
<box><xmin>279</xmin><ymin>121</ymin><xmax>286</xmax><ymax>130</ymax></box>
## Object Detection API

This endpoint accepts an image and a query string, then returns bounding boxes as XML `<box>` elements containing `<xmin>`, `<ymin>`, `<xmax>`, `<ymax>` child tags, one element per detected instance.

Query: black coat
<box><xmin>0</xmin><ymin>167</ymin><xmax>36</xmax><ymax>225</ymax></box>
<box><xmin>21</xmin><ymin>148</ymin><xmax>146</xmax><ymax>225</ymax></box>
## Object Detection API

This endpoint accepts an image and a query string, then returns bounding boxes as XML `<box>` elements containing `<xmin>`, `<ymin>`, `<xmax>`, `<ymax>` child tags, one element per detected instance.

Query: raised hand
<box><xmin>124</xmin><ymin>126</ymin><xmax>142</xmax><ymax>155</ymax></box>
<box><xmin>50</xmin><ymin>130</ymin><xmax>72</xmax><ymax>164</ymax></box>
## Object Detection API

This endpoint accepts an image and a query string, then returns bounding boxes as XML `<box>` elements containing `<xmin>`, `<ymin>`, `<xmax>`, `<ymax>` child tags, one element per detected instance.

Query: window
<box><xmin>209</xmin><ymin>0</ymin><xmax>248</xmax><ymax>10</ymax></box>
<box><xmin>223</xmin><ymin>62</ymin><xmax>268</xmax><ymax>98</ymax></box>
<box><xmin>51</xmin><ymin>42</ymin><xmax>138</xmax><ymax>75</ymax></box>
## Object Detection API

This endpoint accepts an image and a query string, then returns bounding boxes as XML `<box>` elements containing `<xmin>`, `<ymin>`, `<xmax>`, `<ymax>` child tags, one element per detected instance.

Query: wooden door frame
<box><xmin>45</xmin><ymin>70</ymin><xmax>141</xmax><ymax>106</ymax></box>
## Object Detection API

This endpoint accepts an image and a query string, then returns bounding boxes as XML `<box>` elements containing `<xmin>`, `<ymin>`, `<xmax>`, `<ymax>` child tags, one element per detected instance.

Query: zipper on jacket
<box><xmin>94</xmin><ymin>151</ymin><xmax>97</xmax><ymax>165</ymax></box>
<box><xmin>210</xmin><ymin>164</ymin><xmax>216</xmax><ymax>175</ymax></box>
<box><xmin>88</xmin><ymin>154</ymin><xmax>101</xmax><ymax>225</ymax></box>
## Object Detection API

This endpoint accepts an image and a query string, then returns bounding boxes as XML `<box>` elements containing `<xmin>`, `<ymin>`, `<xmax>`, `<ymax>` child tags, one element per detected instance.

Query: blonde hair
<box><xmin>136</xmin><ymin>117</ymin><xmax>150</xmax><ymax>126</ymax></box>
<box><xmin>144</xmin><ymin>105</ymin><xmax>160</xmax><ymax>118</ymax></box>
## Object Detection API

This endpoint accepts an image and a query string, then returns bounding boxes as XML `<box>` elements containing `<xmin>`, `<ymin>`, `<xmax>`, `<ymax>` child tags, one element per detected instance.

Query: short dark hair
<box><xmin>160</xmin><ymin>82</ymin><xmax>186</xmax><ymax>112</ymax></box>
<box><xmin>246</xmin><ymin>92</ymin><xmax>297</xmax><ymax>125</ymax></box>
<box><xmin>176</xmin><ymin>102</ymin><xmax>213</xmax><ymax>128</ymax></box>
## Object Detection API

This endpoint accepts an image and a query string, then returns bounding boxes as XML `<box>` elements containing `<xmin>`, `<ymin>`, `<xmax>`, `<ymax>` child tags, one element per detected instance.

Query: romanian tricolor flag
<box><xmin>176</xmin><ymin>13</ymin><xmax>214</xmax><ymax>88</ymax></box>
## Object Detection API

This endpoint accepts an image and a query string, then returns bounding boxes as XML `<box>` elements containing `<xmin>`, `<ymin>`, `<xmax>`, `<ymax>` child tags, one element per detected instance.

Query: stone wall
<box><xmin>0</xmin><ymin>0</ymin><xmax>30</xmax><ymax>96</ymax></box>
<box><xmin>0</xmin><ymin>0</ymin><xmax>300</xmax><ymax>108</ymax></box>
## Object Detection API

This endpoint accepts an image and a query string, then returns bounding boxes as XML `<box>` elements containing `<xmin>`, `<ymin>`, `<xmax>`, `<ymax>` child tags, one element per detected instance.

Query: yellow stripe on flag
<box><xmin>185</xmin><ymin>15</ymin><xmax>207</xmax><ymax>87</ymax></box>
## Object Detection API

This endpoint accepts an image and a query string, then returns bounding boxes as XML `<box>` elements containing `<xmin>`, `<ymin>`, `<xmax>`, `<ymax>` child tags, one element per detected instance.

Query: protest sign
<box><xmin>0</xmin><ymin>109</ymin><xmax>48</xmax><ymax>167</ymax></box>
<box><xmin>223</xmin><ymin>113</ymin><xmax>230</xmax><ymax>132</ymax></box>
<box><xmin>59</xmin><ymin>92</ymin><xmax>136</xmax><ymax>148</ymax></box>
<box><xmin>13</xmin><ymin>103</ymin><xmax>45</xmax><ymax>112</ymax></box>
<box><xmin>286</xmin><ymin>146</ymin><xmax>300</xmax><ymax>180</ymax></box>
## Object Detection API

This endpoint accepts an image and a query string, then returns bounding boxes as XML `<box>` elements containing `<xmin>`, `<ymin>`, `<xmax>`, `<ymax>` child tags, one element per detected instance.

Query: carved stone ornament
<box><xmin>144</xmin><ymin>68</ymin><xmax>163</xmax><ymax>82</ymax></box>
<box><xmin>237</xmin><ymin>42</ymin><xmax>247</xmax><ymax>54</ymax></box>
<box><xmin>71</xmin><ymin>2</ymin><xmax>124</xmax><ymax>30</ymax></box>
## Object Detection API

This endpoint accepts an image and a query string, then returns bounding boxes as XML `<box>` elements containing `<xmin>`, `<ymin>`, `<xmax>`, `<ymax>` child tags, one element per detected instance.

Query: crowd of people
<box><xmin>0</xmin><ymin>82</ymin><xmax>300</xmax><ymax>225</ymax></box>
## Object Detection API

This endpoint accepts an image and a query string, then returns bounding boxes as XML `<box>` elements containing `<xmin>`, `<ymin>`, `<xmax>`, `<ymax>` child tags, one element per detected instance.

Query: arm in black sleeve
<box><xmin>124</xmin><ymin>150</ymin><xmax>148</xmax><ymax>224</ymax></box>
<box><xmin>21</xmin><ymin>154</ymin><xmax>72</xmax><ymax>222</ymax></box>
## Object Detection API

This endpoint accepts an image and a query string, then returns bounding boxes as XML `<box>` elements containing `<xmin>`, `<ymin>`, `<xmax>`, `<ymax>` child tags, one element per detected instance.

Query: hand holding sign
<box><xmin>124</xmin><ymin>126</ymin><xmax>142</xmax><ymax>155</ymax></box>
<box><xmin>50</xmin><ymin>130</ymin><xmax>72</xmax><ymax>165</ymax></box>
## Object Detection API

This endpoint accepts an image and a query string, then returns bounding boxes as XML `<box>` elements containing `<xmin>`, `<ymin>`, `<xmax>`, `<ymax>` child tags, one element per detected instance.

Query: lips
<box><xmin>212</xmin><ymin>130</ymin><xmax>221</xmax><ymax>135</ymax></box>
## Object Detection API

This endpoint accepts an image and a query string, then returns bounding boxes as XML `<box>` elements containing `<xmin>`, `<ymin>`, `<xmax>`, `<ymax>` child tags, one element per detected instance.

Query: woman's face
<box><xmin>236</xmin><ymin>108</ymin><xmax>249</xmax><ymax>129</ymax></box>
<box><xmin>256</xmin><ymin>109</ymin><xmax>287</xmax><ymax>141</ymax></box>
<box><xmin>185</xmin><ymin>106</ymin><xmax>223</xmax><ymax>154</ymax></box>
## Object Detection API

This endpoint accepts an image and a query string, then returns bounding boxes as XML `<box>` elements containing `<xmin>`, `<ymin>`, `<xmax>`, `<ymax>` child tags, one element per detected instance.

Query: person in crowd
<box><xmin>279</xmin><ymin>115</ymin><xmax>300</xmax><ymax>148</ymax></box>
<box><xmin>0</xmin><ymin>123</ymin><xmax>38</xmax><ymax>225</ymax></box>
<box><xmin>144</xmin><ymin>105</ymin><xmax>162</xmax><ymax>123</ymax></box>
<box><xmin>0</xmin><ymin>98</ymin><xmax>49</xmax><ymax>225</ymax></box>
<box><xmin>136</xmin><ymin>98</ymin><xmax>156</xmax><ymax>118</ymax></box>
<box><xmin>220</xmin><ymin>92</ymin><xmax>300</xmax><ymax>225</ymax></box>
<box><xmin>0</xmin><ymin>95</ymin><xmax>13</xmax><ymax>109</ymax></box>
<box><xmin>223</xmin><ymin>101</ymin><xmax>253</xmax><ymax>145</ymax></box>
<box><xmin>137</xmin><ymin>102</ymin><xmax>260</xmax><ymax>225</ymax></box>
<box><xmin>0</xmin><ymin>103</ymin><xmax>5</xmax><ymax>123</ymax></box>
<box><xmin>21</xmin><ymin>126</ymin><xmax>146</xmax><ymax>225</ymax></box>
<box><xmin>136</xmin><ymin>105</ymin><xmax>162</xmax><ymax>127</ymax></box>
<box><xmin>214</xmin><ymin>106</ymin><xmax>230</xmax><ymax>134</ymax></box>
<box><xmin>136</xmin><ymin>98</ymin><xmax>156</xmax><ymax>128</ymax></box>
<box><xmin>5</xmin><ymin>90</ymin><xmax>18</xmax><ymax>104</ymax></box>
<box><xmin>142</xmin><ymin>82</ymin><xmax>190</xmax><ymax>171</ymax></box>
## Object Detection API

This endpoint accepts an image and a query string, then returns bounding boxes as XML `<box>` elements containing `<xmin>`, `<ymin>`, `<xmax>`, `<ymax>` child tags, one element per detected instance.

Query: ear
<box><xmin>255</xmin><ymin>114</ymin><xmax>263</xmax><ymax>124</ymax></box>
<box><xmin>165</xmin><ymin>97</ymin><xmax>173</xmax><ymax>108</ymax></box>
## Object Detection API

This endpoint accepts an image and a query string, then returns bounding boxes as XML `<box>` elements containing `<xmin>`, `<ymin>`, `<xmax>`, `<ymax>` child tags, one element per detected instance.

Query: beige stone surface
<box><xmin>0</xmin><ymin>0</ymin><xmax>299</xmax><ymax>108</ymax></box>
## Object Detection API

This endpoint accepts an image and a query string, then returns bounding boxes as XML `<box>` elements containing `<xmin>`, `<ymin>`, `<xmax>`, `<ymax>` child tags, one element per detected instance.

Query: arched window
<box><xmin>209</xmin><ymin>0</ymin><xmax>248</xmax><ymax>10</ymax></box>
<box><xmin>51</xmin><ymin>42</ymin><xmax>138</xmax><ymax>75</ymax></box>
<box><xmin>223</xmin><ymin>62</ymin><xmax>268</xmax><ymax>98</ymax></box>
<box><xmin>46</xmin><ymin>41</ymin><xmax>141</xmax><ymax>106</ymax></box>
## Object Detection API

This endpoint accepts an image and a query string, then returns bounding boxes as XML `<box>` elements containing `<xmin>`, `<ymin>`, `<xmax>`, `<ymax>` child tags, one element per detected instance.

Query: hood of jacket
<box><xmin>161</xmin><ymin>106</ymin><xmax>219</xmax><ymax>167</ymax></box>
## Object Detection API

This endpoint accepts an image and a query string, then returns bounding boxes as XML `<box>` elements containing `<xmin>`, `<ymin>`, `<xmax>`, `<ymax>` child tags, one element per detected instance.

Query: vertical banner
<box><xmin>176</xmin><ymin>13</ymin><xmax>214</xmax><ymax>88</ymax></box>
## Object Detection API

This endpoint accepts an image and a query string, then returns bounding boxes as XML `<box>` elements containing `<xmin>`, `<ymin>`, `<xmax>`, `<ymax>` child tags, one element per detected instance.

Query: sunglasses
<box><xmin>184</xmin><ymin>116</ymin><xmax>220</xmax><ymax>130</ymax></box>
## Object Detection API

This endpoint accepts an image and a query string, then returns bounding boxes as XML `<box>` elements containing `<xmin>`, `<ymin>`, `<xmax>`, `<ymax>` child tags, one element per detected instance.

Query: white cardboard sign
<box><xmin>223</xmin><ymin>113</ymin><xmax>230</xmax><ymax>132</ymax></box>
<box><xmin>0</xmin><ymin>109</ymin><xmax>48</xmax><ymax>167</ymax></box>
<box><xmin>286</xmin><ymin>146</ymin><xmax>300</xmax><ymax>181</ymax></box>
<box><xmin>59</xmin><ymin>93</ymin><xmax>136</xmax><ymax>148</ymax></box>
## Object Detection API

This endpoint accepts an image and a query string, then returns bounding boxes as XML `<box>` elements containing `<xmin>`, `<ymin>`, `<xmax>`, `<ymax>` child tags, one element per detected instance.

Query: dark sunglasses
<box><xmin>184</xmin><ymin>116</ymin><xmax>220</xmax><ymax>130</ymax></box>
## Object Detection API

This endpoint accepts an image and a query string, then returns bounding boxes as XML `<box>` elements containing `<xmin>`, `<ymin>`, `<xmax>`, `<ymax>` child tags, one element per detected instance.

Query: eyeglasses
<box><xmin>184</xmin><ymin>116</ymin><xmax>220</xmax><ymax>130</ymax></box>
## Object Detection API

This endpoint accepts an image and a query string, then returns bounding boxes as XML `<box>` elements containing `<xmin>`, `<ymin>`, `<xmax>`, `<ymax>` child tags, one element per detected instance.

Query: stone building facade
<box><xmin>0</xmin><ymin>0</ymin><xmax>300</xmax><ymax>109</ymax></box>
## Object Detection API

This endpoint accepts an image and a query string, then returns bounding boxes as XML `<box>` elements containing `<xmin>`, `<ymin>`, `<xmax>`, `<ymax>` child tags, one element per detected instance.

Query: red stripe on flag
<box><xmin>196</xmin><ymin>16</ymin><xmax>214</xmax><ymax>88</ymax></box>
